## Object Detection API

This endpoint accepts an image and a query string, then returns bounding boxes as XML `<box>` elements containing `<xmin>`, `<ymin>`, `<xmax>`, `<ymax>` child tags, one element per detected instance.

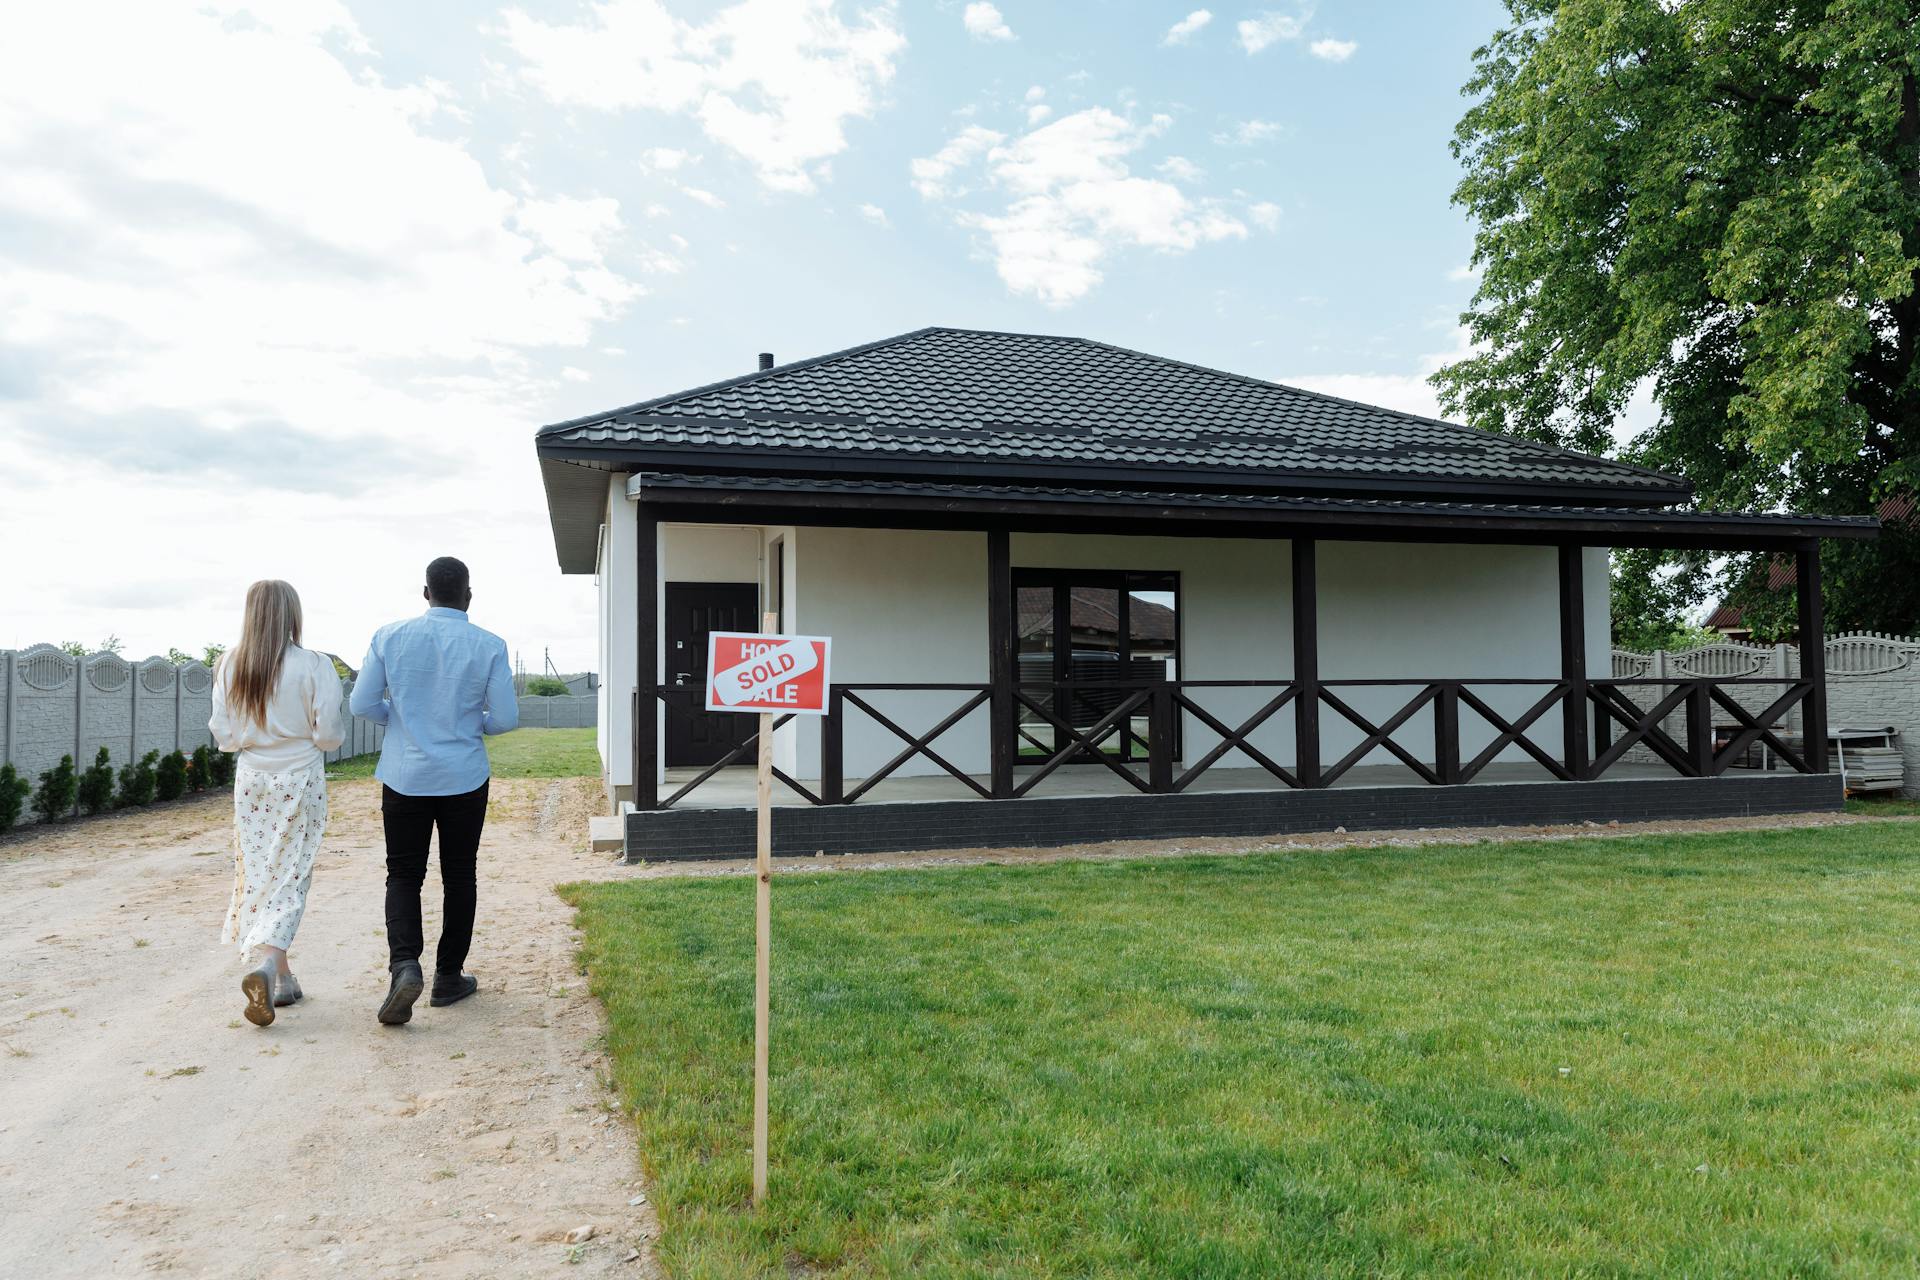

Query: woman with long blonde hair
<box><xmin>209</xmin><ymin>580</ymin><xmax>344</xmax><ymax>1027</ymax></box>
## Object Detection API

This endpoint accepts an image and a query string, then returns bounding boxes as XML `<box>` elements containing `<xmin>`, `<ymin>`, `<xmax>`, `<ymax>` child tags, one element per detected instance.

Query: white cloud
<box><xmin>561</xmin><ymin>365</ymin><xmax>592</xmax><ymax>382</ymax></box>
<box><xmin>1023</xmin><ymin>84</ymin><xmax>1050</xmax><ymax>125</ymax></box>
<box><xmin>1309</xmin><ymin>37</ymin><xmax>1357</xmax><ymax>62</ymax></box>
<box><xmin>909</xmin><ymin>124</ymin><xmax>1004</xmax><ymax>199</ymax></box>
<box><xmin>913</xmin><ymin>108</ymin><xmax>1247</xmax><ymax>305</ymax></box>
<box><xmin>1284</xmin><ymin>329</ymin><xmax>1475</xmax><ymax>421</ymax></box>
<box><xmin>0</xmin><ymin>2</ymin><xmax>643</xmax><ymax>667</ymax></box>
<box><xmin>857</xmin><ymin>202</ymin><xmax>889</xmax><ymax>226</ymax></box>
<box><xmin>681</xmin><ymin>186</ymin><xmax>726</xmax><ymax>209</ymax></box>
<box><xmin>1448</xmin><ymin>262</ymin><xmax>1479</xmax><ymax>282</ymax></box>
<box><xmin>1162</xmin><ymin>9</ymin><xmax>1213</xmax><ymax>45</ymax></box>
<box><xmin>1214</xmin><ymin>118</ymin><xmax>1285</xmax><ymax>146</ymax></box>
<box><xmin>501</xmin><ymin>0</ymin><xmax>905</xmax><ymax>194</ymax></box>
<box><xmin>640</xmin><ymin>147</ymin><xmax>694</xmax><ymax>171</ymax></box>
<box><xmin>1236</xmin><ymin>10</ymin><xmax>1306</xmax><ymax>54</ymax></box>
<box><xmin>1249</xmin><ymin>200</ymin><xmax>1281</xmax><ymax>230</ymax></box>
<box><xmin>962</xmin><ymin>2</ymin><xmax>1014</xmax><ymax>41</ymax></box>
<box><xmin>1157</xmin><ymin>155</ymin><xmax>1204</xmax><ymax>183</ymax></box>
<box><xmin>514</xmin><ymin>195</ymin><xmax>625</xmax><ymax>264</ymax></box>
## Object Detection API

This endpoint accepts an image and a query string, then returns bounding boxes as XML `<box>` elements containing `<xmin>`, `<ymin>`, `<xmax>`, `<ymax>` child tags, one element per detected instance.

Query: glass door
<box><xmin>1012</xmin><ymin>569</ymin><xmax>1179</xmax><ymax>764</ymax></box>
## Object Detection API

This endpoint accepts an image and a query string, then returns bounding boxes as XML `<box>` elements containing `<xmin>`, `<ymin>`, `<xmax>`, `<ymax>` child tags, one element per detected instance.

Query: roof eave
<box><xmin>625</xmin><ymin>472</ymin><xmax>1879</xmax><ymax>551</ymax></box>
<box><xmin>537</xmin><ymin>439</ymin><xmax>1695</xmax><ymax>510</ymax></box>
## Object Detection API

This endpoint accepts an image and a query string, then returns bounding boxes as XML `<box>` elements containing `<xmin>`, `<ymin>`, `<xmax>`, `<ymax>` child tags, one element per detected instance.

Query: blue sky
<box><xmin>0</xmin><ymin>1</ymin><xmax>1511</xmax><ymax>670</ymax></box>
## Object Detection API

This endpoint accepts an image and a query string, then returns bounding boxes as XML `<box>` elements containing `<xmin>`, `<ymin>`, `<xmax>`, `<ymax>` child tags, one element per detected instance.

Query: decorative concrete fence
<box><xmin>0</xmin><ymin>644</ymin><xmax>384</xmax><ymax>826</ymax></box>
<box><xmin>1613</xmin><ymin>631</ymin><xmax>1920</xmax><ymax>795</ymax></box>
<box><xmin>514</xmin><ymin>694</ymin><xmax>597</xmax><ymax>728</ymax></box>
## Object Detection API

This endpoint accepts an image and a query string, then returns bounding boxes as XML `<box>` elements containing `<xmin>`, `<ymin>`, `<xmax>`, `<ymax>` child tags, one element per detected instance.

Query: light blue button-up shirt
<box><xmin>350</xmin><ymin>607</ymin><xmax>519</xmax><ymax>796</ymax></box>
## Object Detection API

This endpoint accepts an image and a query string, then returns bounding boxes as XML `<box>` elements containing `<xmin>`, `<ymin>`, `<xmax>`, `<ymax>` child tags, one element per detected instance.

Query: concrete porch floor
<box><xmin>653</xmin><ymin>757</ymin><xmax>1731</xmax><ymax>810</ymax></box>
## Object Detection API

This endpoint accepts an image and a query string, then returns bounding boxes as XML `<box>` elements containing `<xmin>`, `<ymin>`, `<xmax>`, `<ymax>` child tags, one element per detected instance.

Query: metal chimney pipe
<box><xmin>758</xmin><ymin>352</ymin><xmax>774</xmax><ymax>371</ymax></box>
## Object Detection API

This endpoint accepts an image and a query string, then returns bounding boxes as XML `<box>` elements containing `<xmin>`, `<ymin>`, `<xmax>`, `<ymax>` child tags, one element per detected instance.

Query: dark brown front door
<box><xmin>664</xmin><ymin>582</ymin><xmax>760</xmax><ymax>766</ymax></box>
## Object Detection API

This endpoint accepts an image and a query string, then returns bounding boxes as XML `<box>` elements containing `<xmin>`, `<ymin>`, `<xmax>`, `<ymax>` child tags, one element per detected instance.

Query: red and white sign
<box><xmin>704</xmin><ymin>632</ymin><xmax>832</xmax><ymax>716</ymax></box>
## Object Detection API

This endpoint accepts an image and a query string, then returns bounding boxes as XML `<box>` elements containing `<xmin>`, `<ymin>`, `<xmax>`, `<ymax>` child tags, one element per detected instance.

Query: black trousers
<box><xmin>382</xmin><ymin>781</ymin><xmax>488</xmax><ymax>974</ymax></box>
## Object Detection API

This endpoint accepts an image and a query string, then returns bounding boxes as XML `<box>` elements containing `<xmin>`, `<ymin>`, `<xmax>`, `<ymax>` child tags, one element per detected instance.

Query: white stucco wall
<box><xmin>792</xmin><ymin>527</ymin><xmax>990</xmax><ymax>782</ymax></box>
<box><xmin>598</xmin><ymin>476</ymin><xmax>636</xmax><ymax>801</ymax></box>
<box><xmin>598</xmin><ymin>515</ymin><xmax>1614</xmax><ymax>799</ymax></box>
<box><xmin>1315</xmin><ymin>541</ymin><xmax>1609</xmax><ymax>770</ymax></box>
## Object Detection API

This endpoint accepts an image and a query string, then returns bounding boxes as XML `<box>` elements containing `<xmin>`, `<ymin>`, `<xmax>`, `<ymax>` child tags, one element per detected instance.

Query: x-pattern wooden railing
<box><xmin>1170</xmin><ymin>685</ymin><xmax>1298</xmax><ymax>791</ymax></box>
<box><xmin>652</xmin><ymin>689</ymin><xmax>818</xmax><ymax>809</ymax></box>
<box><xmin>1011</xmin><ymin>687</ymin><xmax>1153</xmax><ymax>796</ymax></box>
<box><xmin>834</xmin><ymin>686</ymin><xmax>993</xmax><ymax>802</ymax></box>
<box><xmin>638</xmin><ymin>675</ymin><xmax>1819</xmax><ymax>809</ymax></box>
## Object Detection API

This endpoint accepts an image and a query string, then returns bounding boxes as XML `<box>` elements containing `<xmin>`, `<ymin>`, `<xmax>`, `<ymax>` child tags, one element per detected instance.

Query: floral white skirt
<box><xmin>221</xmin><ymin>761</ymin><xmax>329</xmax><ymax>954</ymax></box>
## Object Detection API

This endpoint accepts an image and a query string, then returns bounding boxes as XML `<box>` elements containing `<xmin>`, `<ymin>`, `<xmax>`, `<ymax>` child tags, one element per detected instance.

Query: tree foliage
<box><xmin>1438</xmin><ymin>0</ymin><xmax>1920</xmax><ymax>638</ymax></box>
<box><xmin>525</xmin><ymin>675</ymin><xmax>570</xmax><ymax>697</ymax></box>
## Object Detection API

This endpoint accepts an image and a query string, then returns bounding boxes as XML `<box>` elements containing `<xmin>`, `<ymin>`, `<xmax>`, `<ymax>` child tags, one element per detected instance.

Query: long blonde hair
<box><xmin>225</xmin><ymin>580</ymin><xmax>303</xmax><ymax>728</ymax></box>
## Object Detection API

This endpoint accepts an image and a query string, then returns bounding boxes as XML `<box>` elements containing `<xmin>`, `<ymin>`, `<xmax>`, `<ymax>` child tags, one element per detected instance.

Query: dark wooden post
<box><xmin>1291</xmin><ymin>538</ymin><xmax>1322</xmax><ymax>788</ymax></box>
<box><xmin>635</xmin><ymin>499</ymin><xmax>659</xmax><ymax>811</ymax></box>
<box><xmin>987</xmin><ymin>527</ymin><xmax>1015</xmax><ymax>798</ymax></box>
<box><xmin>822</xmin><ymin>686</ymin><xmax>845</xmax><ymax>804</ymax></box>
<box><xmin>1796</xmin><ymin>538</ymin><xmax>1829</xmax><ymax>774</ymax></box>
<box><xmin>1557</xmin><ymin>544</ymin><xmax>1591</xmax><ymax>781</ymax></box>
<box><xmin>1686</xmin><ymin>680</ymin><xmax>1714</xmax><ymax>776</ymax></box>
<box><xmin>1433</xmin><ymin>683</ymin><xmax>1461</xmax><ymax>784</ymax></box>
<box><xmin>1148</xmin><ymin>684</ymin><xmax>1174</xmax><ymax>792</ymax></box>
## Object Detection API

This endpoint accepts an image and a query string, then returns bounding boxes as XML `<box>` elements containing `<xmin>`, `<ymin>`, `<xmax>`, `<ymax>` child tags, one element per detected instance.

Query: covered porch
<box><xmin>621</xmin><ymin>473</ymin><xmax>1863</xmax><ymax>860</ymax></box>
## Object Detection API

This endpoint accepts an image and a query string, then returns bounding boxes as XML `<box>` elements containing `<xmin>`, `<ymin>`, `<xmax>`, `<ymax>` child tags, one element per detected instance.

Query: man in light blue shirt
<box><xmin>351</xmin><ymin>556</ymin><xmax>518</xmax><ymax>1026</ymax></box>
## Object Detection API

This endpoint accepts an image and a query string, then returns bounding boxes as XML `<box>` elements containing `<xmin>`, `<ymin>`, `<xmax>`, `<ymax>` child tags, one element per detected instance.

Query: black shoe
<box><xmin>378</xmin><ymin>961</ymin><xmax>424</xmax><ymax>1026</ymax></box>
<box><xmin>430</xmin><ymin>972</ymin><xmax>479</xmax><ymax>1007</ymax></box>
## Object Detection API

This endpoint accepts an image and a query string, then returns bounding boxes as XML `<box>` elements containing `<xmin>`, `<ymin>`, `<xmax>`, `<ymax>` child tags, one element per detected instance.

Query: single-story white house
<box><xmin>535</xmin><ymin>327</ymin><xmax>1875</xmax><ymax>860</ymax></box>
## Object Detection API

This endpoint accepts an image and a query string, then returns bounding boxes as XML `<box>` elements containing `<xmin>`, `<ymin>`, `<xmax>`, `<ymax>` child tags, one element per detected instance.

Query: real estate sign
<box><xmin>705</xmin><ymin>632</ymin><xmax>831</xmax><ymax>715</ymax></box>
<box><xmin>700</xmin><ymin>623</ymin><xmax>833</xmax><ymax>1209</ymax></box>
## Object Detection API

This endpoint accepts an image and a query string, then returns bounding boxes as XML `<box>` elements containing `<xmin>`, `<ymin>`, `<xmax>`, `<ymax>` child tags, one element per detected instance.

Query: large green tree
<box><xmin>1436</xmin><ymin>0</ymin><xmax>1920</xmax><ymax>641</ymax></box>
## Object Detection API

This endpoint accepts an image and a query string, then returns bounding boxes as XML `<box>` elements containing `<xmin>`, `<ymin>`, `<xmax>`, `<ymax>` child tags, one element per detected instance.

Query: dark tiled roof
<box><xmin>629</xmin><ymin>471</ymin><xmax>1880</xmax><ymax>539</ymax></box>
<box><xmin>539</xmin><ymin>327</ymin><xmax>1691</xmax><ymax>503</ymax></box>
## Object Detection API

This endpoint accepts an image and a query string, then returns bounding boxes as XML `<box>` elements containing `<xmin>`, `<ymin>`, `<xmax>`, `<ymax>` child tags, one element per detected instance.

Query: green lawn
<box><xmin>565</xmin><ymin>822</ymin><xmax>1920</xmax><ymax>1279</ymax></box>
<box><xmin>325</xmin><ymin>726</ymin><xmax>599</xmax><ymax>780</ymax></box>
<box><xmin>1846</xmin><ymin>794</ymin><xmax>1920</xmax><ymax>817</ymax></box>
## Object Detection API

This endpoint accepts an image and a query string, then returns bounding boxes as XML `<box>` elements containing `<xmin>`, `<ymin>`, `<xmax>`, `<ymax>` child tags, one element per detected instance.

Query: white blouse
<box><xmin>209</xmin><ymin>645</ymin><xmax>347</xmax><ymax>773</ymax></box>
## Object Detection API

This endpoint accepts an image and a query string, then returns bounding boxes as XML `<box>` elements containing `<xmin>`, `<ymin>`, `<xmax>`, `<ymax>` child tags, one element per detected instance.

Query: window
<box><xmin>1011</xmin><ymin>569</ymin><xmax>1180</xmax><ymax>762</ymax></box>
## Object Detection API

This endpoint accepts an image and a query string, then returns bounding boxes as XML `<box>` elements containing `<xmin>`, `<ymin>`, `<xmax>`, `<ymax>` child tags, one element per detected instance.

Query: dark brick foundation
<box><xmin>624</xmin><ymin>772</ymin><xmax>1843</xmax><ymax>862</ymax></box>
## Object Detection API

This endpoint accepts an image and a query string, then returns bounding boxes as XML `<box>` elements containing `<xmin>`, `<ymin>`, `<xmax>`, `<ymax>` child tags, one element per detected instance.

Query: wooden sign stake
<box><xmin>752</xmin><ymin>610</ymin><xmax>775</xmax><ymax>1208</ymax></box>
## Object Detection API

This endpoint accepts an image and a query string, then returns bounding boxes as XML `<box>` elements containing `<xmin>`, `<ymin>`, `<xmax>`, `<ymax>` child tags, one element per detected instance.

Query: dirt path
<box><xmin>0</xmin><ymin>777</ymin><xmax>658</xmax><ymax>1279</ymax></box>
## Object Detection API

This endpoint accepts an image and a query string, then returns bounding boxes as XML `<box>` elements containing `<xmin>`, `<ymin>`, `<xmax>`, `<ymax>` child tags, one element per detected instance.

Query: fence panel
<box><xmin>1614</xmin><ymin>632</ymin><xmax>1919</xmax><ymax>795</ymax></box>
<box><xmin>3</xmin><ymin>645</ymin><xmax>383</xmax><ymax>826</ymax></box>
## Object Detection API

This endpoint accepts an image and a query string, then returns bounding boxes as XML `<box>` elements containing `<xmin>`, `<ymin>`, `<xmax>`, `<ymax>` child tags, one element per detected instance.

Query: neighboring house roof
<box><xmin>1708</xmin><ymin>494</ymin><xmax>1912</xmax><ymax>632</ymax></box>
<box><xmin>1018</xmin><ymin>586</ymin><xmax>1177</xmax><ymax>645</ymax></box>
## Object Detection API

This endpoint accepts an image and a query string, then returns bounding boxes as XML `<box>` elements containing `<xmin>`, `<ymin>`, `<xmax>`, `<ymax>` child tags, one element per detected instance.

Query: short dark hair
<box><xmin>425</xmin><ymin>556</ymin><xmax>470</xmax><ymax>603</ymax></box>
